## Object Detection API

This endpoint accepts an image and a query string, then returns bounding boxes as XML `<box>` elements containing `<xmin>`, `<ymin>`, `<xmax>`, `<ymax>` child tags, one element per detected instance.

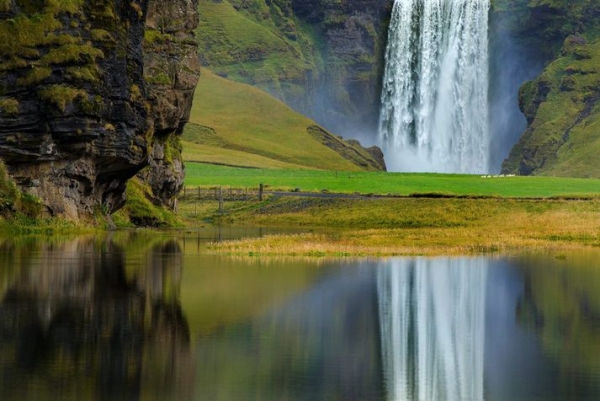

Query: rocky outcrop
<box><xmin>140</xmin><ymin>0</ymin><xmax>201</xmax><ymax>208</ymax></box>
<box><xmin>497</xmin><ymin>0</ymin><xmax>600</xmax><ymax>176</ymax></box>
<box><xmin>0</xmin><ymin>0</ymin><xmax>200</xmax><ymax>220</ymax></box>
<box><xmin>307</xmin><ymin>125</ymin><xmax>386</xmax><ymax>171</ymax></box>
<box><xmin>291</xmin><ymin>0</ymin><xmax>393</xmax><ymax>140</ymax></box>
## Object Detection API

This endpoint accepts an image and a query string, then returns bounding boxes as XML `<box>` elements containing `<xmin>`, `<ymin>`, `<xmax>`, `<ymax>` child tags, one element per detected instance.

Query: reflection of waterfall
<box><xmin>378</xmin><ymin>258</ymin><xmax>487</xmax><ymax>400</ymax></box>
<box><xmin>379</xmin><ymin>0</ymin><xmax>490</xmax><ymax>173</ymax></box>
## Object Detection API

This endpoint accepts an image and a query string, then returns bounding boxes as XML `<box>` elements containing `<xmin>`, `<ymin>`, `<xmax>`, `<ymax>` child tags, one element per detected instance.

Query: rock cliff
<box><xmin>498</xmin><ymin>0</ymin><xmax>600</xmax><ymax>176</ymax></box>
<box><xmin>197</xmin><ymin>0</ymin><xmax>392</xmax><ymax>143</ymax></box>
<box><xmin>290</xmin><ymin>0</ymin><xmax>393</xmax><ymax>139</ymax></box>
<box><xmin>140</xmin><ymin>0</ymin><xmax>200</xmax><ymax>209</ymax></box>
<box><xmin>0</xmin><ymin>0</ymin><xmax>200</xmax><ymax>220</ymax></box>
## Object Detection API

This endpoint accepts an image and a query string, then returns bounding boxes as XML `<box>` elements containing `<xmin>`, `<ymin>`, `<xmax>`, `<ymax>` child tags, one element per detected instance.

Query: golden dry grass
<box><xmin>203</xmin><ymin>198</ymin><xmax>600</xmax><ymax>256</ymax></box>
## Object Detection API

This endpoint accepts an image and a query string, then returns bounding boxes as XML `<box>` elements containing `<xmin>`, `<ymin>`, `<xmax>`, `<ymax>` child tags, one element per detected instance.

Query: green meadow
<box><xmin>184</xmin><ymin>163</ymin><xmax>600</xmax><ymax>198</ymax></box>
<box><xmin>181</xmin><ymin>163</ymin><xmax>600</xmax><ymax>256</ymax></box>
<box><xmin>182</xmin><ymin>69</ymin><xmax>377</xmax><ymax>171</ymax></box>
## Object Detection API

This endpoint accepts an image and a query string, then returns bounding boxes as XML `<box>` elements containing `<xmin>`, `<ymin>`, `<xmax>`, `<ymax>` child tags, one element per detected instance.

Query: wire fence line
<box><xmin>179</xmin><ymin>184</ymin><xmax>265</xmax><ymax>202</ymax></box>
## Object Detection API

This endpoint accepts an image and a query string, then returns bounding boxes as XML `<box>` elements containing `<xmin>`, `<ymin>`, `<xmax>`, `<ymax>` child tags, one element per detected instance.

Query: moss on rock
<box><xmin>503</xmin><ymin>37</ymin><xmax>600</xmax><ymax>177</ymax></box>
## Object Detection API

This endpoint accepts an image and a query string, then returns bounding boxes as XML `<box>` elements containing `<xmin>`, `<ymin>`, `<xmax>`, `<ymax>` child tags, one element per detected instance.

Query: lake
<box><xmin>1</xmin><ymin>229</ymin><xmax>600</xmax><ymax>400</ymax></box>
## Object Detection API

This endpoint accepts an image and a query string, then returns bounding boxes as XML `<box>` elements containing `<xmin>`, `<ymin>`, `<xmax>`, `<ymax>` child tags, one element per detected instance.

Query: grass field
<box><xmin>182</xmin><ymin>69</ymin><xmax>377</xmax><ymax>170</ymax></box>
<box><xmin>176</xmin><ymin>195</ymin><xmax>600</xmax><ymax>256</ymax></box>
<box><xmin>184</xmin><ymin>163</ymin><xmax>600</xmax><ymax>198</ymax></box>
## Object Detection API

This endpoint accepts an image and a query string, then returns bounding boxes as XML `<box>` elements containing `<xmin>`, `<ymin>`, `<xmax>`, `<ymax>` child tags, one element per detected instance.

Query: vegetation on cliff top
<box><xmin>498</xmin><ymin>0</ymin><xmax>600</xmax><ymax>177</ymax></box>
<box><xmin>0</xmin><ymin>1</ymin><xmax>109</xmax><ymax>113</ymax></box>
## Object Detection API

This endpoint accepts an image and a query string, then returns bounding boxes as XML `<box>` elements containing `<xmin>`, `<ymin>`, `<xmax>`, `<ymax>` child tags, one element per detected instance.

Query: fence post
<box><xmin>218</xmin><ymin>186</ymin><xmax>224</xmax><ymax>214</ymax></box>
<box><xmin>259</xmin><ymin>183</ymin><xmax>264</xmax><ymax>201</ymax></box>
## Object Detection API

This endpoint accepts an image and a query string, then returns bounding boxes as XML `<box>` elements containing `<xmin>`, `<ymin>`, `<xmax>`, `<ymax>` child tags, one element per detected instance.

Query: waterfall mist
<box><xmin>488</xmin><ymin>12</ymin><xmax>546</xmax><ymax>173</ymax></box>
<box><xmin>378</xmin><ymin>0</ymin><xmax>491</xmax><ymax>173</ymax></box>
<box><xmin>377</xmin><ymin>258</ymin><xmax>487</xmax><ymax>401</ymax></box>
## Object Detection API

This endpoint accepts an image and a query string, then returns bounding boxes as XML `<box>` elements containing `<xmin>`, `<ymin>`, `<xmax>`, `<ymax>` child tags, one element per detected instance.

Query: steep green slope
<box><xmin>500</xmin><ymin>0</ymin><xmax>600</xmax><ymax>177</ymax></box>
<box><xmin>196</xmin><ymin>0</ymin><xmax>391</xmax><ymax>138</ymax></box>
<box><xmin>503</xmin><ymin>37</ymin><xmax>600</xmax><ymax>177</ymax></box>
<box><xmin>197</xmin><ymin>0</ymin><xmax>318</xmax><ymax>101</ymax></box>
<box><xmin>183</xmin><ymin>69</ymin><xmax>384</xmax><ymax>171</ymax></box>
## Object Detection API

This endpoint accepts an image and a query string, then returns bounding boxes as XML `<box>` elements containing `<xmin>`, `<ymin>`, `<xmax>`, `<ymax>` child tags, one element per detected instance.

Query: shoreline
<box><xmin>177</xmin><ymin>196</ymin><xmax>600</xmax><ymax>257</ymax></box>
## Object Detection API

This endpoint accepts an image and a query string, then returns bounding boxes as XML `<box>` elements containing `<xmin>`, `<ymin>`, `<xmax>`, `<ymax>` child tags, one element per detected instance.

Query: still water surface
<box><xmin>1</xmin><ymin>229</ymin><xmax>600</xmax><ymax>400</ymax></box>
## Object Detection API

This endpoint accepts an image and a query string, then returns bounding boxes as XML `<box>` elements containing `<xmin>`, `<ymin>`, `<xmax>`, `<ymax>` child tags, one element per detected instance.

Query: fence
<box><xmin>179</xmin><ymin>184</ymin><xmax>265</xmax><ymax>202</ymax></box>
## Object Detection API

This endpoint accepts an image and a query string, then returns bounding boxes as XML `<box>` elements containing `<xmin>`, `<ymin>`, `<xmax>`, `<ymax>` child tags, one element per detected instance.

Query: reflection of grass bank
<box><xmin>515</xmin><ymin>250</ymin><xmax>600</xmax><ymax>378</ymax></box>
<box><xmin>185</xmin><ymin>197</ymin><xmax>600</xmax><ymax>256</ymax></box>
<box><xmin>180</xmin><ymin>253</ymin><xmax>325</xmax><ymax>335</ymax></box>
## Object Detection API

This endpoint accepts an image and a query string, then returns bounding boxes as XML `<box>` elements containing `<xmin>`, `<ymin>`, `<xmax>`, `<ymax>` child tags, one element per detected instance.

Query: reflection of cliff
<box><xmin>193</xmin><ymin>263</ymin><xmax>385</xmax><ymax>401</ymax></box>
<box><xmin>378</xmin><ymin>259</ymin><xmax>487</xmax><ymax>401</ymax></box>
<box><xmin>0</xmin><ymin>237</ymin><xmax>193</xmax><ymax>401</ymax></box>
<box><xmin>516</xmin><ymin>254</ymin><xmax>600</xmax><ymax>382</ymax></box>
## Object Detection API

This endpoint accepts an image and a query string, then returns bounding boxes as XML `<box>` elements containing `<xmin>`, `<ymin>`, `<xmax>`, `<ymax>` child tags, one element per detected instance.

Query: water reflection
<box><xmin>1</xmin><ymin>233</ymin><xmax>600</xmax><ymax>400</ymax></box>
<box><xmin>378</xmin><ymin>258</ymin><xmax>487</xmax><ymax>401</ymax></box>
<box><xmin>0</xmin><ymin>235</ymin><xmax>192</xmax><ymax>401</ymax></box>
<box><xmin>514</xmin><ymin>254</ymin><xmax>600</xmax><ymax>398</ymax></box>
<box><xmin>193</xmin><ymin>261</ymin><xmax>386</xmax><ymax>401</ymax></box>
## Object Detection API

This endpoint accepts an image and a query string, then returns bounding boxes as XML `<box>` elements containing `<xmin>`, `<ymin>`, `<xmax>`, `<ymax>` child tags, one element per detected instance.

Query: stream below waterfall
<box><xmin>1</xmin><ymin>229</ymin><xmax>600</xmax><ymax>400</ymax></box>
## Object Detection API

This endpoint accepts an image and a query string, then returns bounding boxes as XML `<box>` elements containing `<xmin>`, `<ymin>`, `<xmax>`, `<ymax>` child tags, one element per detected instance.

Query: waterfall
<box><xmin>378</xmin><ymin>0</ymin><xmax>491</xmax><ymax>173</ymax></box>
<box><xmin>377</xmin><ymin>258</ymin><xmax>487</xmax><ymax>401</ymax></box>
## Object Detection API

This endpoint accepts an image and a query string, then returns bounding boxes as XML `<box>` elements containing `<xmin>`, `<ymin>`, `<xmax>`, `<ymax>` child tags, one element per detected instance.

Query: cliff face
<box><xmin>498</xmin><ymin>0</ymin><xmax>600</xmax><ymax>177</ymax></box>
<box><xmin>0</xmin><ymin>0</ymin><xmax>199</xmax><ymax>220</ymax></box>
<box><xmin>290</xmin><ymin>0</ymin><xmax>393</xmax><ymax>139</ymax></box>
<box><xmin>140</xmin><ymin>0</ymin><xmax>200</xmax><ymax>208</ymax></box>
<box><xmin>197</xmin><ymin>0</ymin><xmax>392</xmax><ymax>142</ymax></box>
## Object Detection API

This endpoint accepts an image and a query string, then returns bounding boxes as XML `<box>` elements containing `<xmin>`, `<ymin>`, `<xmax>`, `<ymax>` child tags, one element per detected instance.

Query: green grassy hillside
<box><xmin>183</xmin><ymin>69</ymin><xmax>382</xmax><ymax>171</ymax></box>
<box><xmin>503</xmin><ymin>37</ymin><xmax>600</xmax><ymax>177</ymax></box>
<box><xmin>196</xmin><ymin>0</ymin><xmax>318</xmax><ymax>99</ymax></box>
<box><xmin>499</xmin><ymin>0</ymin><xmax>600</xmax><ymax>177</ymax></box>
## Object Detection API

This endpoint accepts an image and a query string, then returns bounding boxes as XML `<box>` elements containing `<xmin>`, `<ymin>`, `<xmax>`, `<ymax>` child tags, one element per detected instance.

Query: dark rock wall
<box><xmin>292</xmin><ymin>0</ymin><xmax>394</xmax><ymax>143</ymax></box>
<box><xmin>141</xmin><ymin>0</ymin><xmax>200</xmax><ymax>209</ymax></box>
<box><xmin>0</xmin><ymin>0</ymin><xmax>199</xmax><ymax>220</ymax></box>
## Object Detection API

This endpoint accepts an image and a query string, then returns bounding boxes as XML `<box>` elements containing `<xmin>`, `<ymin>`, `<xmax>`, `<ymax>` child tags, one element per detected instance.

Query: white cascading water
<box><xmin>379</xmin><ymin>0</ymin><xmax>491</xmax><ymax>173</ymax></box>
<box><xmin>377</xmin><ymin>259</ymin><xmax>487</xmax><ymax>401</ymax></box>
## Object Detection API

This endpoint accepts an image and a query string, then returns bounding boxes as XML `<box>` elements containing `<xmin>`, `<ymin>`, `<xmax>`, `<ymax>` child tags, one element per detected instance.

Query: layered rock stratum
<box><xmin>0</xmin><ymin>0</ymin><xmax>200</xmax><ymax>220</ymax></box>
